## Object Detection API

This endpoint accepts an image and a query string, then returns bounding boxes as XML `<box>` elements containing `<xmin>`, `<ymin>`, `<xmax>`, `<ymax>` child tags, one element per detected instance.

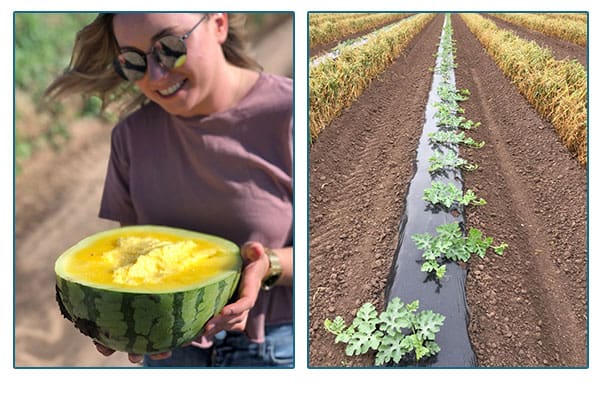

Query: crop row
<box><xmin>490</xmin><ymin>13</ymin><xmax>587</xmax><ymax>46</ymax></box>
<box><xmin>309</xmin><ymin>13</ymin><xmax>410</xmax><ymax>50</ymax></box>
<box><xmin>309</xmin><ymin>13</ymin><xmax>370</xmax><ymax>24</ymax></box>
<box><xmin>542</xmin><ymin>13</ymin><xmax>587</xmax><ymax>23</ymax></box>
<box><xmin>413</xmin><ymin>15</ymin><xmax>506</xmax><ymax>281</ymax></box>
<box><xmin>309</xmin><ymin>14</ymin><xmax>434</xmax><ymax>143</ymax></box>
<box><xmin>461</xmin><ymin>13</ymin><xmax>587</xmax><ymax>166</ymax></box>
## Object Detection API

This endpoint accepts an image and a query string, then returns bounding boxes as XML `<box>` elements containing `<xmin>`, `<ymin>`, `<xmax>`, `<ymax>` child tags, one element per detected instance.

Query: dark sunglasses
<box><xmin>113</xmin><ymin>14</ymin><xmax>208</xmax><ymax>81</ymax></box>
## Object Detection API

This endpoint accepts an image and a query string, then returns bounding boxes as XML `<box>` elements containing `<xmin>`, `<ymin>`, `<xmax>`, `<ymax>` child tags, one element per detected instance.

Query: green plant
<box><xmin>428</xmin><ymin>130</ymin><xmax>484</xmax><ymax>148</ymax></box>
<box><xmin>437</xmin><ymin>83</ymin><xmax>470</xmax><ymax>102</ymax></box>
<box><xmin>436</xmin><ymin>111</ymin><xmax>481</xmax><ymax>130</ymax></box>
<box><xmin>411</xmin><ymin>222</ymin><xmax>507</xmax><ymax>279</ymax></box>
<box><xmin>423</xmin><ymin>182</ymin><xmax>486</xmax><ymax>208</ymax></box>
<box><xmin>428</xmin><ymin>149</ymin><xmax>478</xmax><ymax>172</ymax></box>
<box><xmin>324</xmin><ymin>298</ymin><xmax>445</xmax><ymax>365</ymax></box>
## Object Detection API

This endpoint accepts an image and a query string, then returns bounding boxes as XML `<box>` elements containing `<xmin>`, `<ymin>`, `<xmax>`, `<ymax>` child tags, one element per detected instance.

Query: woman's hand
<box><xmin>93</xmin><ymin>341</ymin><xmax>172</xmax><ymax>364</ymax></box>
<box><xmin>199</xmin><ymin>241</ymin><xmax>269</xmax><ymax>340</ymax></box>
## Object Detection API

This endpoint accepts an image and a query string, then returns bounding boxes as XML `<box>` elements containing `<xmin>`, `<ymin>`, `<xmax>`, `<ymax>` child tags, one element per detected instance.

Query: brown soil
<box><xmin>483</xmin><ymin>14</ymin><xmax>587</xmax><ymax>68</ymax></box>
<box><xmin>14</xmin><ymin>19</ymin><xmax>293</xmax><ymax>368</ymax></box>
<box><xmin>452</xmin><ymin>14</ymin><xmax>587</xmax><ymax>367</ymax></box>
<box><xmin>308</xmin><ymin>14</ymin><xmax>445</xmax><ymax>367</ymax></box>
<box><xmin>308</xmin><ymin>13</ymin><xmax>587</xmax><ymax>367</ymax></box>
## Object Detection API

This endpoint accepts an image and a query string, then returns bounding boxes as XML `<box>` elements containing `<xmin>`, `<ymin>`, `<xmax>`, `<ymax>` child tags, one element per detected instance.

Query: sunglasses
<box><xmin>113</xmin><ymin>14</ymin><xmax>208</xmax><ymax>81</ymax></box>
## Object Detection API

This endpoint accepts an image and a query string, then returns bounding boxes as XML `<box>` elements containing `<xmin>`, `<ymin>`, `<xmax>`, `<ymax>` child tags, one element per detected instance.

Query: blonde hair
<box><xmin>45</xmin><ymin>13</ymin><xmax>262</xmax><ymax>116</ymax></box>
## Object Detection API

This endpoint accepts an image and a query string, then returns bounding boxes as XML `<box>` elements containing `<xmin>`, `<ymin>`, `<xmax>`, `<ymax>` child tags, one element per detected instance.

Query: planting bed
<box><xmin>309</xmin><ymin>13</ymin><xmax>587</xmax><ymax>367</ymax></box>
<box><xmin>483</xmin><ymin>14</ymin><xmax>587</xmax><ymax>68</ymax></box>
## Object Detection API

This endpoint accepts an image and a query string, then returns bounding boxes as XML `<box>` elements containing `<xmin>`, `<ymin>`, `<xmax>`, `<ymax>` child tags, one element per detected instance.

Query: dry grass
<box><xmin>309</xmin><ymin>13</ymin><xmax>410</xmax><ymax>49</ymax></box>
<box><xmin>490</xmin><ymin>13</ymin><xmax>587</xmax><ymax>47</ymax></box>
<box><xmin>461</xmin><ymin>13</ymin><xmax>587</xmax><ymax>166</ymax></box>
<box><xmin>309</xmin><ymin>14</ymin><xmax>435</xmax><ymax>143</ymax></box>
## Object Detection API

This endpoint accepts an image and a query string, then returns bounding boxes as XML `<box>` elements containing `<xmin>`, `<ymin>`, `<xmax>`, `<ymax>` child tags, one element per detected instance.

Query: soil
<box><xmin>14</xmin><ymin>18</ymin><xmax>293</xmax><ymax>368</ymax></box>
<box><xmin>452</xmin><ymin>14</ymin><xmax>587</xmax><ymax>367</ymax></box>
<box><xmin>308</xmin><ymin>13</ymin><xmax>587</xmax><ymax>367</ymax></box>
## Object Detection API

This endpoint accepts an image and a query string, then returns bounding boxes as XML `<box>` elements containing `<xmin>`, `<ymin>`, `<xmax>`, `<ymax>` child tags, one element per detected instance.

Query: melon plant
<box><xmin>55</xmin><ymin>225</ymin><xmax>242</xmax><ymax>355</ymax></box>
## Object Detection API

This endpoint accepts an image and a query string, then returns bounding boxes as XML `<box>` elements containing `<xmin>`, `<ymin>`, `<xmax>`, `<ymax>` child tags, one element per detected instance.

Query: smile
<box><xmin>158</xmin><ymin>80</ymin><xmax>186</xmax><ymax>96</ymax></box>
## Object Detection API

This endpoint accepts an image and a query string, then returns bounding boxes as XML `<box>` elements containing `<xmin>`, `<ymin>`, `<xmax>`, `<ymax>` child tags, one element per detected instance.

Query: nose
<box><xmin>146</xmin><ymin>53</ymin><xmax>169</xmax><ymax>81</ymax></box>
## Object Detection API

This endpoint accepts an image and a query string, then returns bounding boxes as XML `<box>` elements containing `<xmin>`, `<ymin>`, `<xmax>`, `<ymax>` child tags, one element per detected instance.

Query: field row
<box><xmin>309</xmin><ymin>13</ymin><xmax>410</xmax><ymax>50</ymax></box>
<box><xmin>309</xmin><ymin>12</ymin><xmax>587</xmax><ymax>166</ymax></box>
<box><xmin>490</xmin><ymin>13</ymin><xmax>587</xmax><ymax>46</ymax></box>
<box><xmin>309</xmin><ymin>14</ymin><xmax>435</xmax><ymax>142</ymax></box>
<box><xmin>462</xmin><ymin>13</ymin><xmax>587</xmax><ymax>166</ymax></box>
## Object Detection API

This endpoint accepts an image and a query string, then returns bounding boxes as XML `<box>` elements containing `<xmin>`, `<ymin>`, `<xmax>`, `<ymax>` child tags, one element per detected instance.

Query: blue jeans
<box><xmin>143</xmin><ymin>323</ymin><xmax>293</xmax><ymax>367</ymax></box>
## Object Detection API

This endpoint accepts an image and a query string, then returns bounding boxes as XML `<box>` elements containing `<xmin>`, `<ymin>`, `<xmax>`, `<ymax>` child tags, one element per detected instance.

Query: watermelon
<box><xmin>55</xmin><ymin>225</ymin><xmax>242</xmax><ymax>355</ymax></box>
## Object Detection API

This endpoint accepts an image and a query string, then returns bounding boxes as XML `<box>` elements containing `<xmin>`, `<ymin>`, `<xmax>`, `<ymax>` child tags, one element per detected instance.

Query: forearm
<box><xmin>269</xmin><ymin>246</ymin><xmax>293</xmax><ymax>287</ymax></box>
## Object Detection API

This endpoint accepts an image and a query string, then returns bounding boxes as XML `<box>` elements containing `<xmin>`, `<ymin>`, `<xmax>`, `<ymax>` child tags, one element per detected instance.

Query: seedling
<box><xmin>412</xmin><ymin>222</ymin><xmax>508</xmax><ymax>279</ymax></box>
<box><xmin>428</xmin><ymin>149</ymin><xmax>478</xmax><ymax>172</ymax></box>
<box><xmin>429</xmin><ymin>130</ymin><xmax>485</xmax><ymax>148</ymax></box>
<box><xmin>324</xmin><ymin>298</ymin><xmax>445</xmax><ymax>365</ymax></box>
<box><xmin>423</xmin><ymin>181</ymin><xmax>487</xmax><ymax>208</ymax></box>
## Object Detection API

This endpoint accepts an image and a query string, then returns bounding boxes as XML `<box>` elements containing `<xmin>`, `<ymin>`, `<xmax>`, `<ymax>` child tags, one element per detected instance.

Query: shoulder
<box><xmin>111</xmin><ymin>102</ymin><xmax>167</xmax><ymax>140</ymax></box>
<box><xmin>240</xmin><ymin>73</ymin><xmax>292</xmax><ymax>117</ymax></box>
<box><xmin>256</xmin><ymin>73</ymin><xmax>292</xmax><ymax>99</ymax></box>
<box><xmin>115</xmin><ymin>102</ymin><xmax>165</xmax><ymax>128</ymax></box>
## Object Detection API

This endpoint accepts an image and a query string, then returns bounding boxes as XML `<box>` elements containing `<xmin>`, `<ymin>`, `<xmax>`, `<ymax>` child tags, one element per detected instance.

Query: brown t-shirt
<box><xmin>99</xmin><ymin>73</ymin><xmax>293</xmax><ymax>343</ymax></box>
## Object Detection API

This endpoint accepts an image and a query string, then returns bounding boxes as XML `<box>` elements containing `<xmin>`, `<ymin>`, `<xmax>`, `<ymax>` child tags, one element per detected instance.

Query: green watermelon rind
<box><xmin>54</xmin><ymin>225</ymin><xmax>242</xmax><ymax>355</ymax></box>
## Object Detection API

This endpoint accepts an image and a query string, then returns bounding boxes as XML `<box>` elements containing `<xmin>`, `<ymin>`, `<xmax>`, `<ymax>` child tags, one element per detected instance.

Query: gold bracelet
<box><xmin>261</xmin><ymin>247</ymin><xmax>283</xmax><ymax>291</ymax></box>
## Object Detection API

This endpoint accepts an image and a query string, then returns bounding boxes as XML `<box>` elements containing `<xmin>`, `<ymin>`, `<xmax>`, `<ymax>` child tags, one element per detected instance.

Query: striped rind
<box><xmin>56</xmin><ymin>270</ymin><xmax>240</xmax><ymax>354</ymax></box>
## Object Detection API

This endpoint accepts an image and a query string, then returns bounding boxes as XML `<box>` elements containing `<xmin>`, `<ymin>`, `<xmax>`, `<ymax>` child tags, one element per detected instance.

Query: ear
<box><xmin>212</xmin><ymin>12</ymin><xmax>229</xmax><ymax>45</ymax></box>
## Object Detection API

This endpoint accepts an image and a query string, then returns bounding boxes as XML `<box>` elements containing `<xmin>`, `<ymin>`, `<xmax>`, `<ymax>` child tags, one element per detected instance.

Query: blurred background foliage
<box><xmin>14</xmin><ymin>12</ymin><xmax>291</xmax><ymax>174</ymax></box>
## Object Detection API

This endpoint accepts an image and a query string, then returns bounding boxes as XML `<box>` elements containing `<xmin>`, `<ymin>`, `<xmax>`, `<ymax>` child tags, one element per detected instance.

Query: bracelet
<box><xmin>261</xmin><ymin>247</ymin><xmax>283</xmax><ymax>291</ymax></box>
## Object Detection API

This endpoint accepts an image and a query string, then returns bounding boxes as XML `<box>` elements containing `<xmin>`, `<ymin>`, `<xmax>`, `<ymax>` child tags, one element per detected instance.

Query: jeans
<box><xmin>143</xmin><ymin>323</ymin><xmax>293</xmax><ymax>368</ymax></box>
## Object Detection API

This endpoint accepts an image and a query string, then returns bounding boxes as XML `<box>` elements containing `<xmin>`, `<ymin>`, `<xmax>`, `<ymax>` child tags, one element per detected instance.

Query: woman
<box><xmin>45</xmin><ymin>12</ymin><xmax>293</xmax><ymax>367</ymax></box>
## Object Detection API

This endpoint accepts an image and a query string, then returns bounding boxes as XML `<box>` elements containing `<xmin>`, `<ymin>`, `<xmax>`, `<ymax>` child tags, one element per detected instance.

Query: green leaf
<box><xmin>412</xmin><ymin>233</ymin><xmax>434</xmax><ymax>251</ymax></box>
<box><xmin>399</xmin><ymin>334</ymin><xmax>419</xmax><ymax>355</ymax></box>
<box><xmin>445</xmin><ymin>242</ymin><xmax>470</xmax><ymax>262</ymax></box>
<box><xmin>493</xmin><ymin>242</ymin><xmax>508</xmax><ymax>255</ymax></box>
<box><xmin>423</xmin><ymin>247</ymin><xmax>440</xmax><ymax>261</ymax></box>
<box><xmin>345</xmin><ymin>329</ymin><xmax>383</xmax><ymax>356</ymax></box>
<box><xmin>466</xmin><ymin>228</ymin><xmax>493</xmax><ymax>258</ymax></box>
<box><xmin>336</xmin><ymin>329</ymin><xmax>353</xmax><ymax>344</ymax></box>
<box><xmin>415</xmin><ymin>310</ymin><xmax>445</xmax><ymax>341</ymax></box>
<box><xmin>435</xmin><ymin>264</ymin><xmax>447</xmax><ymax>280</ymax></box>
<box><xmin>405</xmin><ymin>300</ymin><xmax>420</xmax><ymax>313</ymax></box>
<box><xmin>375</xmin><ymin>331</ymin><xmax>406</xmax><ymax>365</ymax></box>
<box><xmin>412</xmin><ymin>337</ymin><xmax>430</xmax><ymax>361</ymax></box>
<box><xmin>355</xmin><ymin>302</ymin><xmax>379</xmax><ymax>327</ymax></box>
<box><xmin>421</xmin><ymin>259</ymin><xmax>440</xmax><ymax>274</ymax></box>
<box><xmin>436</xmin><ymin>222</ymin><xmax>462</xmax><ymax>241</ymax></box>
<box><xmin>424</xmin><ymin>340</ymin><xmax>441</xmax><ymax>357</ymax></box>
<box><xmin>379</xmin><ymin>298</ymin><xmax>413</xmax><ymax>334</ymax></box>
<box><xmin>423</xmin><ymin>182</ymin><xmax>464</xmax><ymax>208</ymax></box>
<box><xmin>324</xmin><ymin>316</ymin><xmax>346</xmax><ymax>336</ymax></box>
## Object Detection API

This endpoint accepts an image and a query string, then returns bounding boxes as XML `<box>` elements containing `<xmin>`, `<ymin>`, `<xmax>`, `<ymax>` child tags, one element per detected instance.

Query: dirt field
<box><xmin>308</xmin><ymin>13</ymin><xmax>587</xmax><ymax>367</ymax></box>
<box><xmin>14</xmin><ymin>16</ymin><xmax>293</xmax><ymax>368</ymax></box>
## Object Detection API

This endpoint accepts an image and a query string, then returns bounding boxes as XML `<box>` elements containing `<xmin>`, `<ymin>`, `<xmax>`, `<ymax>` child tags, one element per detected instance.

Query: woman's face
<box><xmin>112</xmin><ymin>13</ymin><xmax>228</xmax><ymax>116</ymax></box>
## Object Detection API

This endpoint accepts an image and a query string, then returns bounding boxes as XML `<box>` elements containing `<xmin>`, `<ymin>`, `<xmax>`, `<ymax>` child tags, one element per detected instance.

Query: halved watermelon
<box><xmin>55</xmin><ymin>225</ymin><xmax>241</xmax><ymax>355</ymax></box>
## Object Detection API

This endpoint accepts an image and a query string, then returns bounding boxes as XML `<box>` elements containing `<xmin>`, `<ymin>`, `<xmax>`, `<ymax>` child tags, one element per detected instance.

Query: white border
<box><xmin>6</xmin><ymin>1</ymin><xmax>597</xmax><ymax>398</ymax></box>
